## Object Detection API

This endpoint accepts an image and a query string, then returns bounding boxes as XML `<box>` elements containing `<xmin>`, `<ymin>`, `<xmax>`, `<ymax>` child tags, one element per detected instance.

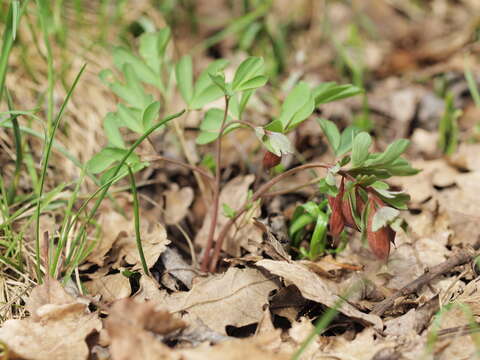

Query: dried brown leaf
<box><xmin>165</xmin><ymin>267</ymin><xmax>278</xmax><ymax>334</ymax></box>
<box><xmin>257</xmin><ymin>260</ymin><xmax>382</xmax><ymax>329</ymax></box>
<box><xmin>164</xmin><ymin>184</ymin><xmax>194</xmax><ymax>225</ymax></box>
<box><xmin>84</xmin><ymin>273</ymin><xmax>131</xmax><ymax>303</ymax></box>
<box><xmin>0</xmin><ymin>279</ymin><xmax>101</xmax><ymax>360</ymax></box>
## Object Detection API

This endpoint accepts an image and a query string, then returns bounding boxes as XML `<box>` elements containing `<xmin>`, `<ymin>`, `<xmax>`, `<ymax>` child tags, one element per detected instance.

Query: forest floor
<box><xmin>1</xmin><ymin>1</ymin><xmax>480</xmax><ymax>359</ymax></box>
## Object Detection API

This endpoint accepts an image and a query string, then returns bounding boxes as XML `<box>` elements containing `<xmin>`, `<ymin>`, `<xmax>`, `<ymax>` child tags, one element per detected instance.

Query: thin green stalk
<box><xmin>34</xmin><ymin>64</ymin><xmax>87</xmax><ymax>283</ymax></box>
<box><xmin>465</xmin><ymin>63</ymin><xmax>480</xmax><ymax>108</ymax></box>
<box><xmin>292</xmin><ymin>304</ymin><xmax>341</xmax><ymax>360</ymax></box>
<box><xmin>51</xmin><ymin>169</ymin><xmax>86</xmax><ymax>278</ymax></box>
<box><xmin>127</xmin><ymin>166</ymin><xmax>149</xmax><ymax>275</ymax></box>
<box><xmin>64</xmin><ymin>110</ymin><xmax>185</xmax><ymax>268</ymax></box>
<box><xmin>0</xmin><ymin>0</ymin><xmax>28</xmax><ymax>102</ymax></box>
<box><xmin>292</xmin><ymin>285</ymin><xmax>358</xmax><ymax>360</ymax></box>
<box><xmin>193</xmin><ymin>0</ymin><xmax>272</xmax><ymax>53</ymax></box>
<box><xmin>35</xmin><ymin>0</ymin><xmax>55</xmax><ymax>133</ymax></box>
<box><xmin>5</xmin><ymin>90</ymin><xmax>22</xmax><ymax>205</ymax></box>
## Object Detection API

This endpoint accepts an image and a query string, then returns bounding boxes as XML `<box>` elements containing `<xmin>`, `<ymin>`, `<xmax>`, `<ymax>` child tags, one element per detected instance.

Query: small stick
<box><xmin>372</xmin><ymin>248</ymin><xmax>476</xmax><ymax>316</ymax></box>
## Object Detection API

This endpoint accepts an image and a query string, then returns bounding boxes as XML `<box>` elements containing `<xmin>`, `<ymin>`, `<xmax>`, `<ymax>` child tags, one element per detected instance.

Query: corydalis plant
<box><xmin>319</xmin><ymin>119</ymin><xmax>418</xmax><ymax>261</ymax></box>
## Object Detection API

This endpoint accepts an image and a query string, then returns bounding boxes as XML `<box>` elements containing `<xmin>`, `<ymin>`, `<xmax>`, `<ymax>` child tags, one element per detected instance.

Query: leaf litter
<box><xmin>2</xmin><ymin>1</ymin><xmax>480</xmax><ymax>359</ymax></box>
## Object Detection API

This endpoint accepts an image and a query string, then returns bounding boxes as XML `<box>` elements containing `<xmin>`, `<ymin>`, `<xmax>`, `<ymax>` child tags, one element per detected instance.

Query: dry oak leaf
<box><xmin>114</xmin><ymin>222</ymin><xmax>170</xmax><ymax>270</ymax></box>
<box><xmin>0</xmin><ymin>278</ymin><xmax>101</xmax><ymax>360</ymax></box>
<box><xmin>319</xmin><ymin>328</ymin><xmax>395</xmax><ymax>360</ymax></box>
<box><xmin>86</xmin><ymin>211</ymin><xmax>132</xmax><ymax>267</ymax></box>
<box><xmin>84</xmin><ymin>273</ymin><xmax>131</xmax><ymax>303</ymax></box>
<box><xmin>164</xmin><ymin>184</ymin><xmax>194</xmax><ymax>225</ymax></box>
<box><xmin>178</xmin><ymin>332</ymin><xmax>291</xmax><ymax>360</ymax></box>
<box><xmin>256</xmin><ymin>260</ymin><xmax>382</xmax><ymax>329</ymax></box>
<box><xmin>165</xmin><ymin>267</ymin><xmax>279</xmax><ymax>335</ymax></box>
<box><xmin>106</xmin><ymin>298</ymin><xmax>186</xmax><ymax>360</ymax></box>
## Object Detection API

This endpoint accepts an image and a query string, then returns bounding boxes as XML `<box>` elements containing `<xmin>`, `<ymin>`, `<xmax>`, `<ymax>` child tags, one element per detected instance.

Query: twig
<box><xmin>372</xmin><ymin>248</ymin><xmax>476</xmax><ymax>316</ymax></box>
<box><xmin>144</xmin><ymin>155</ymin><xmax>215</xmax><ymax>185</ymax></box>
<box><xmin>201</xmin><ymin>96</ymin><xmax>230</xmax><ymax>272</ymax></box>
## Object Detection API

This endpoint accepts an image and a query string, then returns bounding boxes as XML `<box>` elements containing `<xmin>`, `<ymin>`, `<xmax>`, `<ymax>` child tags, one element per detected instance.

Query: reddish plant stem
<box><xmin>201</xmin><ymin>96</ymin><xmax>230</xmax><ymax>272</ymax></box>
<box><xmin>145</xmin><ymin>155</ymin><xmax>215</xmax><ymax>186</ymax></box>
<box><xmin>208</xmin><ymin>162</ymin><xmax>332</xmax><ymax>272</ymax></box>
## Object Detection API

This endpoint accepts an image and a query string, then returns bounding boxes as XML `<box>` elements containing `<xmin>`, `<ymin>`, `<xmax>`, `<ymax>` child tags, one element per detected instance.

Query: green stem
<box><xmin>34</xmin><ymin>64</ymin><xmax>86</xmax><ymax>283</ymax></box>
<box><xmin>63</xmin><ymin>110</ymin><xmax>185</xmax><ymax>269</ymax></box>
<box><xmin>5</xmin><ymin>90</ymin><xmax>22</xmax><ymax>205</ymax></box>
<box><xmin>128</xmin><ymin>166</ymin><xmax>149</xmax><ymax>275</ymax></box>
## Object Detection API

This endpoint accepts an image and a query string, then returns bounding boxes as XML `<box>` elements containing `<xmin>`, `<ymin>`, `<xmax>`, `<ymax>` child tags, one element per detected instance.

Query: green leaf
<box><xmin>142</xmin><ymin>101</ymin><xmax>160</xmax><ymax>130</ymax></box>
<box><xmin>113</xmin><ymin>47</ymin><xmax>158</xmax><ymax>87</ymax></box>
<box><xmin>351</xmin><ymin>132</ymin><xmax>371</xmax><ymax>167</ymax></box>
<box><xmin>309</xmin><ymin>212</ymin><xmax>329</xmax><ymax>258</ymax></box>
<box><xmin>209</xmin><ymin>71</ymin><xmax>230</xmax><ymax>95</ymax></box>
<box><xmin>103</xmin><ymin>113</ymin><xmax>125</xmax><ymax>148</ymax></box>
<box><xmin>365</xmin><ymin>139</ymin><xmax>410</xmax><ymax>167</ymax></box>
<box><xmin>175</xmin><ymin>55</ymin><xmax>194</xmax><ymax>105</ymax></box>
<box><xmin>314</xmin><ymin>82</ymin><xmax>363</xmax><ymax>106</ymax></box>
<box><xmin>194</xmin><ymin>59</ymin><xmax>229</xmax><ymax>97</ymax></box>
<box><xmin>222</xmin><ymin>203</ymin><xmax>236</xmax><ymax>218</ymax></box>
<box><xmin>256</xmin><ymin>129</ymin><xmax>294</xmax><ymax>156</ymax></box>
<box><xmin>87</xmin><ymin>147</ymin><xmax>139</xmax><ymax>174</ymax></box>
<box><xmin>336</xmin><ymin>126</ymin><xmax>360</xmax><ymax>156</ymax></box>
<box><xmin>232</xmin><ymin>57</ymin><xmax>264</xmax><ymax>91</ymax></box>
<box><xmin>100</xmin><ymin>161</ymin><xmax>147</xmax><ymax>185</ymax></box>
<box><xmin>190</xmin><ymin>84</ymin><xmax>225</xmax><ymax>110</ymax></box>
<box><xmin>384</xmin><ymin>158</ymin><xmax>420</xmax><ymax>176</ymax></box>
<box><xmin>139</xmin><ymin>28</ymin><xmax>171</xmax><ymax>71</ymax></box>
<box><xmin>268</xmin><ymin>132</ymin><xmax>294</xmax><ymax>156</ymax></box>
<box><xmin>117</xmin><ymin>104</ymin><xmax>143</xmax><ymax>133</ymax></box>
<box><xmin>278</xmin><ymin>82</ymin><xmax>314</xmax><ymax>131</ymax></box>
<box><xmin>317</xmin><ymin>118</ymin><xmax>340</xmax><ymax>153</ymax></box>
<box><xmin>196</xmin><ymin>108</ymin><xmax>237</xmax><ymax>145</ymax></box>
<box><xmin>377</xmin><ymin>191</ymin><xmax>410</xmax><ymax>210</ymax></box>
<box><xmin>234</xmin><ymin>75</ymin><xmax>267</xmax><ymax>92</ymax></box>
<box><xmin>123</xmin><ymin>63</ymin><xmax>152</xmax><ymax>108</ymax></box>
<box><xmin>372</xmin><ymin>206</ymin><xmax>400</xmax><ymax>232</ymax></box>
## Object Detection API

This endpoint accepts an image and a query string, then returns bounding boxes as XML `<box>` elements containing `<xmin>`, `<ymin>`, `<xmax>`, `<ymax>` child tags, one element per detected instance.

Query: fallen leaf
<box><xmin>86</xmin><ymin>211</ymin><xmax>132</xmax><ymax>267</ymax></box>
<box><xmin>319</xmin><ymin>328</ymin><xmax>395</xmax><ymax>360</ymax></box>
<box><xmin>114</xmin><ymin>222</ymin><xmax>170</xmax><ymax>270</ymax></box>
<box><xmin>164</xmin><ymin>184</ymin><xmax>194</xmax><ymax>225</ymax></box>
<box><xmin>0</xmin><ymin>279</ymin><xmax>101</xmax><ymax>360</ymax></box>
<box><xmin>84</xmin><ymin>273</ymin><xmax>131</xmax><ymax>303</ymax></box>
<box><xmin>257</xmin><ymin>260</ymin><xmax>382</xmax><ymax>329</ymax></box>
<box><xmin>165</xmin><ymin>267</ymin><xmax>278</xmax><ymax>334</ymax></box>
<box><xmin>106</xmin><ymin>298</ymin><xmax>186</xmax><ymax>360</ymax></box>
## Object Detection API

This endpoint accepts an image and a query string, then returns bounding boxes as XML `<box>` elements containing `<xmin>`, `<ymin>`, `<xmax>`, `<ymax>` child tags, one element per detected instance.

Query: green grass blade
<box><xmin>127</xmin><ymin>165</ymin><xmax>149</xmax><ymax>275</ymax></box>
<box><xmin>34</xmin><ymin>64</ymin><xmax>87</xmax><ymax>283</ymax></box>
<box><xmin>63</xmin><ymin>109</ymin><xmax>185</xmax><ymax>271</ymax></box>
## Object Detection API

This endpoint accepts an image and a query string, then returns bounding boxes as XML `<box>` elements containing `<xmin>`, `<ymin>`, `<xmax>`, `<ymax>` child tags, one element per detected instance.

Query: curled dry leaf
<box><xmin>87</xmin><ymin>211</ymin><xmax>132</xmax><ymax>267</ymax></box>
<box><xmin>0</xmin><ymin>278</ymin><xmax>101</xmax><ymax>360</ymax></box>
<box><xmin>367</xmin><ymin>201</ymin><xmax>394</xmax><ymax>261</ymax></box>
<box><xmin>113</xmin><ymin>222</ymin><xmax>170</xmax><ymax>270</ymax></box>
<box><xmin>164</xmin><ymin>184</ymin><xmax>194</xmax><ymax>225</ymax></box>
<box><xmin>263</xmin><ymin>150</ymin><xmax>282</xmax><ymax>170</ymax></box>
<box><xmin>106</xmin><ymin>298</ymin><xmax>185</xmax><ymax>360</ymax></box>
<box><xmin>256</xmin><ymin>260</ymin><xmax>383</xmax><ymax>329</ymax></box>
<box><xmin>165</xmin><ymin>267</ymin><xmax>279</xmax><ymax>334</ymax></box>
<box><xmin>329</xmin><ymin>177</ymin><xmax>345</xmax><ymax>237</ymax></box>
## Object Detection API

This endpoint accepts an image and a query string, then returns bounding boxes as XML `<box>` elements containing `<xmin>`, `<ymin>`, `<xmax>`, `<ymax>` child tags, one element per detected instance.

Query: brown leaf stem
<box><xmin>201</xmin><ymin>96</ymin><xmax>230</xmax><ymax>272</ymax></box>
